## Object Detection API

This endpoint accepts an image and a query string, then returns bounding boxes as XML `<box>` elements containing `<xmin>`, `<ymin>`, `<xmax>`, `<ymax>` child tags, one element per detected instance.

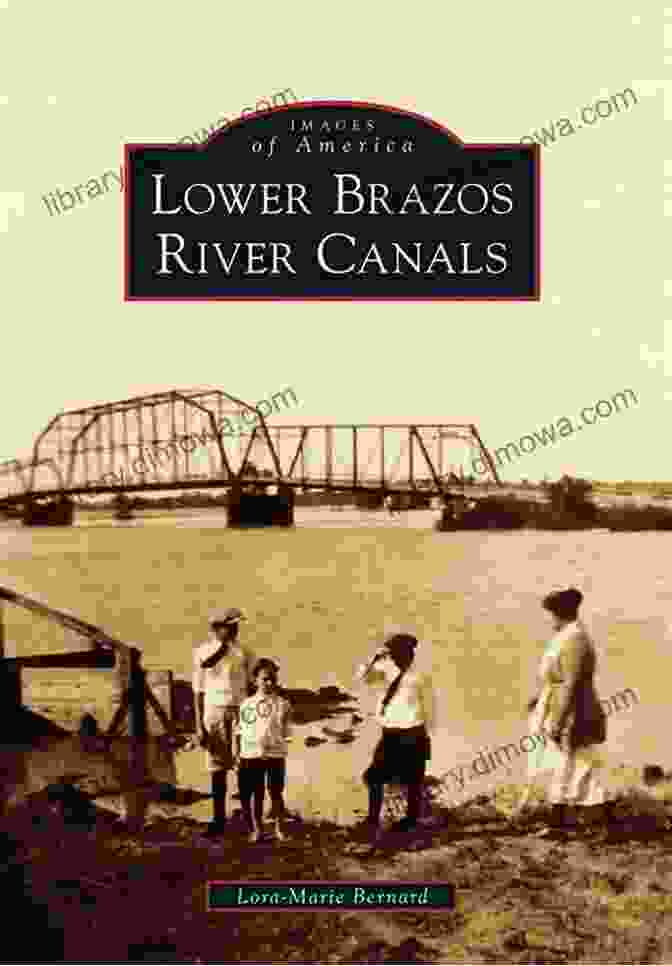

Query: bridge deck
<box><xmin>0</xmin><ymin>390</ymin><xmax>500</xmax><ymax>503</ymax></box>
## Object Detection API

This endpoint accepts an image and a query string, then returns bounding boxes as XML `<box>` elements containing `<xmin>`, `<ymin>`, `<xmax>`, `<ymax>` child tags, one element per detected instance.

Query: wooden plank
<box><xmin>145</xmin><ymin>671</ymin><xmax>173</xmax><ymax>734</ymax></box>
<box><xmin>23</xmin><ymin>669</ymin><xmax>117</xmax><ymax>698</ymax></box>
<box><xmin>0</xmin><ymin>585</ymin><xmax>127</xmax><ymax>651</ymax></box>
<box><xmin>0</xmin><ymin>662</ymin><xmax>21</xmax><ymax>719</ymax></box>
<box><xmin>4</xmin><ymin>650</ymin><xmax>116</xmax><ymax>669</ymax></box>
<box><xmin>127</xmin><ymin>647</ymin><xmax>147</xmax><ymax>739</ymax></box>
<box><xmin>108</xmin><ymin>645</ymin><xmax>132</xmax><ymax>736</ymax></box>
<box><xmin>0</xmin><ymin>584</ymin><xmax>171</xmax><ymax>735</ymax></box>
<box><xmin>21</xmin><ymin>667</ymin><xmax>172</xmax><ymax>736</ymax></box>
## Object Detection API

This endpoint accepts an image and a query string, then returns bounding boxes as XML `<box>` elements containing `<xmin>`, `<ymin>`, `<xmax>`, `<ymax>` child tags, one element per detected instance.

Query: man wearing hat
<box><xmin>193</xmin><ymin>608</ymin><xmax>256</xmax><ymax>836</ymax></box>
<box><xmin>355</xmin><ymin>633</ymin><xmax>435</xmax><ymax>838</ymax></box>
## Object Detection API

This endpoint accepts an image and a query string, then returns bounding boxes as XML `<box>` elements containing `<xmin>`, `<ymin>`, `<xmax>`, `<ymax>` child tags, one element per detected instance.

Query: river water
<box><xmin>0</xmin><ymin>507</ymin><xmax>668</xmax><ymax>823</ymax></box>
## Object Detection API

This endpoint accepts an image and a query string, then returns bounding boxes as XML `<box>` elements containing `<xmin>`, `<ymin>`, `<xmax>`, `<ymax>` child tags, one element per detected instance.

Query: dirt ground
<box><xmin>4</xmin><ymin>770</ymin><xmax>672</xmax><ymax>965</ymax></box>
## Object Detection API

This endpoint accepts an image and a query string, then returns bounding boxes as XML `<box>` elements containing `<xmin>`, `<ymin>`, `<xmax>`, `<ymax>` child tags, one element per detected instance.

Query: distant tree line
<box><xmin>437</xmin><ymin>475</ymin><xmax>672</xmax><ymax>532</ymax></box>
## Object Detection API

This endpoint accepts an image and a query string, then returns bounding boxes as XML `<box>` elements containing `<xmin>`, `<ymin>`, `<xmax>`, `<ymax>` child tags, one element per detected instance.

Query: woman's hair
<box><xmin>252</xmin><ymin>658</ymin><xmax>279</xmax><ymax>682</ymax></box>
<box><xmin>542</xmin><ymin>587</ymin><xmax>583</xmax><ymax>620</ymax></box>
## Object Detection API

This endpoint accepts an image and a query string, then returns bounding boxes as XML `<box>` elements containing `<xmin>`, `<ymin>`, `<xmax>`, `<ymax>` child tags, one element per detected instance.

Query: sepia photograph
<box><xmin>0</xmin><ymin>2</ymin><xmax>668</xmax><ymax>963</ymax></box>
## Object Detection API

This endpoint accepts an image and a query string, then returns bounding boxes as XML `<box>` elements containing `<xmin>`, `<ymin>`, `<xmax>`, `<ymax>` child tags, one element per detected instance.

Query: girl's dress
<box><xmin>527</xmin><ymin>626</ymin><xmax>605</xmax><ymax>806</ymax></box>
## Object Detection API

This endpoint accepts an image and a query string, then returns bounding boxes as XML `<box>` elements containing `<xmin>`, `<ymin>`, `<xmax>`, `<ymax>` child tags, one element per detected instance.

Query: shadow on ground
<box><xmin>5</xmin><ymin>707</ymin><xmax>70</xmax><ymax>741</ymax></box>
<box><xmin>6</xmin><ymin>772</ymin><xmax>672</xmax><ymax>963</ymax></box>
<box><xmin>279</xmin><ymin>686</ymin><xmax>358</xmax><ymax>725</ymax></box>
<box><xmin>171</xmin><ymin>680</ymin><xmax>360</xmax><ymax>733</ymax></box>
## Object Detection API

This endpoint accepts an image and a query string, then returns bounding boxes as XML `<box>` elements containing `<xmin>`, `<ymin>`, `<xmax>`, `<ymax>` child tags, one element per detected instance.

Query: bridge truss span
<box><xmin>0</xmin><ymin>389</ymin><xmax>500</xmax><ymax>505</ymax></box>
<box><xmin>262</xmin><ymin>424</ymin><xmax>499</xmax><ymax>494</ymax></box>
<box><xmin>19</xmin><ymin>388</ymin><xmax>283</xmax><ymax>495</ymax></box>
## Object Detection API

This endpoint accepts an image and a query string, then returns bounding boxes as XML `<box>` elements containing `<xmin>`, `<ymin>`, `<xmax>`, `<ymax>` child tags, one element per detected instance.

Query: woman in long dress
<box><xmin>518</xmin><ymin>587</ymin><xmax>608</xmax><ymax>835</ymax></box>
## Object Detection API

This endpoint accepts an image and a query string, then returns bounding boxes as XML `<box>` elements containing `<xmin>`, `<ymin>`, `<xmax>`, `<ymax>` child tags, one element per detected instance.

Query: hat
<box><xmin>209</xmin><ymin>607</ymin><xmax>247</xmax><ymax>628</ymax></box>
<box><xmin>542</xmin><ymin>587</ymin><xmax>583</xmax><ymax>619</ymax></box>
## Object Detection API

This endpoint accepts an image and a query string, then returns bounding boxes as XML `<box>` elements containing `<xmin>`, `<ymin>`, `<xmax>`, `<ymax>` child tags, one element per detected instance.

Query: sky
<box><xmin>1</xmin><ymin>0</ymin><xmax>669</xmax><ymax>483</ymax></box>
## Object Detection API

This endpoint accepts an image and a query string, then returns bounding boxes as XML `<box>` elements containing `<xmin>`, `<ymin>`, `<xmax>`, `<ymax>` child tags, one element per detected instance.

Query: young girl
<box><xmin>356</xmin><ymin>633</ymin><xmax>435</xmax><ymax>838</ymax></box>
<box><xmin>235</xmin><ymin>659</ymin><xmax>292</xmax><ymax>843</ymax></box>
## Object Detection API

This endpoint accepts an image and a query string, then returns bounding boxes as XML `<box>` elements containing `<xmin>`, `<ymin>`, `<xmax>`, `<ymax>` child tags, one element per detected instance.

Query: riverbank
<box><xmin>5</xmin><ymin>771</ymin><xmax>672</xmax><ymax>964</ymax></box>
<box><xmin>73</xmin><ymin>474</ymin><xmax>672</xmax><ymax>532</ymax></box>
<box><xmin>436</xmin><ymin>492</ymin><xmax>672</xmax><ymax>532</ymax></box>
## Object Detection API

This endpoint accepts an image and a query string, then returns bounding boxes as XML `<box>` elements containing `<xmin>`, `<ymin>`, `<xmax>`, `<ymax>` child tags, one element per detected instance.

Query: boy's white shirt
<box><xmin>192</xmin><ymin>637</ymin><xmax>256</xmax><ymax>711</ymax></box>
<box><xmin>237</xmin><ymin>692</ymin><xmax>292</xmax><ymax>758</ymax></box>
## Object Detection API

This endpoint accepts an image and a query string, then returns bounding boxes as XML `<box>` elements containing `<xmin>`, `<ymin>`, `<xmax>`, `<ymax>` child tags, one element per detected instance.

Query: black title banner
<box><xmin>125</xmin><ymin>101</ymin><xmax>540</xmax><ymax>300</ymax></box>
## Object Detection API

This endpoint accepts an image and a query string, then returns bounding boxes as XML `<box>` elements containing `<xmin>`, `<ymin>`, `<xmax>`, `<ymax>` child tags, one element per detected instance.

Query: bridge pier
<box><xmin>387</xmin><ymin>492</ymin><xmax>433</xmax><ymax>511</ymax></box>
<box><xmin>22</xmin><ymin>496</ymin><xmax>74</xmax><ymax>527</ymax></box>
<box><xmin>355</xmin><ymin>490</ymin><xmax>385</xmax><ymax>510</ymax></box>
<box><xmin>1</xmin><ymin>410</ymin><xmax>504</xmax><ymax>518</ymax></box>
<box><xmin>227</xmin><ymin>484</ymin><xmax>294</xmax><ymax>528</ymax></box>
<box><xmin>113</xmin><ymin>493</ymin><xmax>134</xmax><ymax>521</ymax></box>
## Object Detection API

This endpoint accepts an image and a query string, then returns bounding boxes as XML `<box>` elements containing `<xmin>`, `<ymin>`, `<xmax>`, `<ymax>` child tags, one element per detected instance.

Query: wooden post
<box><xmin>116</xmin><ymin>644</ymin><xmax>132</xmax><ymax>722</ymax></box>
<box><xmin>0</xmin><ymin>598</ymin><xmax>6</xmax><ymax>728</ymax></box>
<box><xmin>0</xmin><ymin>601</ymin><xmax>6</xmax><ymax>815</ymax></box>
<box><xmin>116</xmin><ymin>644</ymin><xmax>149</xmax><ymax>825</ymax></box>
<box><xmin>126</xmin><ymin>647</ymin><xmax>147</xmax><ymax>740</ymax></box>
<box><xmin>0</xmin><ymin>598</ymin><xmax>21</xmax><ymax>725</ymax></box>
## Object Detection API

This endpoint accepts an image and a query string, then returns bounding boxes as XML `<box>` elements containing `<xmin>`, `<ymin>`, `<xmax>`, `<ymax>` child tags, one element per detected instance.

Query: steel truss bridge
<box><xmin>0</xmin><ymin>388</ymin><xmax>500</xmax><ymax>511</ymax></box>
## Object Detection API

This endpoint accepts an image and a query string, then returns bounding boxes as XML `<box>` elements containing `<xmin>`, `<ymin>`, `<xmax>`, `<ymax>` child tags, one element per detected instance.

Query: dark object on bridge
<box><xmin>22</xmin><ymin>495</ymin><xmax>74</xmax><ymax>527</ymax></box>
<box><xmin>113</xmin><ymin>493</ymin><xmax>134</xmax><ymax>520</ymax></box>
<box><xmin>227</xmin><ymin>485</ymin><xmax>294</xmax><ymax>528</ymax></box>
<box><xmin>386</xmin><ymin>492</ymin><xmax>432</xmax><ymax>511</ymax></box>
<box><xmin>355</xmin><ymin>490</ymin><xmax>385</xmax><ymax>510</ymax></box>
